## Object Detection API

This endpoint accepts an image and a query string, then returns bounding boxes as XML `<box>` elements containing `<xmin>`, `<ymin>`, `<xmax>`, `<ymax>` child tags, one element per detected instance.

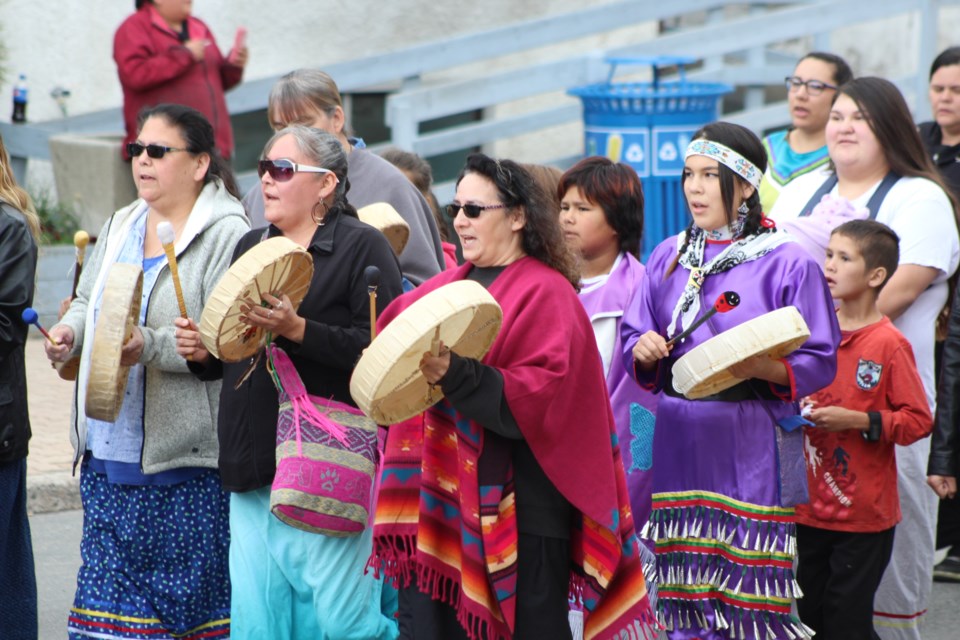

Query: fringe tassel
<box><xmin>569</xmin><ymin>609</ymin><xmax>584</xmax><ymax>640</ymax></box>
<box><xmin>655</xmin><ymin>597</ymin><xmax>815</xmax><ymax>640</ymax></box>
<box><xmin>368</xmin><ymin>533</ymin><xmax>417</xmax><ymax>586</ymax></box>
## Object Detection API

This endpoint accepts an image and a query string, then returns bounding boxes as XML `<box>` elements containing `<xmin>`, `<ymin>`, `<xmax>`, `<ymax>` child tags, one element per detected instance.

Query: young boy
<box><xmin>795</xmin><ymin>219</ymin><xmax>933</xmax><ymax>638</ymax></box>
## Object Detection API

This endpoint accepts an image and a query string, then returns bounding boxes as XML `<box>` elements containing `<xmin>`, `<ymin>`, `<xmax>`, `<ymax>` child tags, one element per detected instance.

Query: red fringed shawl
<box><xmin>369</xmin><ymin>258</ymin><xmax>658</xmax><ymax>640</ymax></box>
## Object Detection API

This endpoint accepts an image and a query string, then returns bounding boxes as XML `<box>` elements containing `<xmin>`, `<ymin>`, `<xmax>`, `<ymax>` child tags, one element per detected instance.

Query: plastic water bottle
<box><xmin>12</xmin><ymin>74</ymin><xmax>28</xmax><ymax>123</ymax></box>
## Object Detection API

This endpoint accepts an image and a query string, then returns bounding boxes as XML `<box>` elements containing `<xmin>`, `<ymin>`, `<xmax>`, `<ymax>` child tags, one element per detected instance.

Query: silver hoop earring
<box><xmin>311</xmin><ymin>200</ymin><xmax>328</xmax><ymax>226</ymax></box>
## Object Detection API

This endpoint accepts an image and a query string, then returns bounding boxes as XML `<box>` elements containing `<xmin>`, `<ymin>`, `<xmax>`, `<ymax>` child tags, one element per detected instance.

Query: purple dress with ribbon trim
<box><xmin>620</xmin><ymin>235</ymin><xmax>840</xmax><ymax>639</ymax></box>
<box><xmin>578</xmin><ymin>252</ymin><xmax>659</xmax><ymax>529</ymax></box>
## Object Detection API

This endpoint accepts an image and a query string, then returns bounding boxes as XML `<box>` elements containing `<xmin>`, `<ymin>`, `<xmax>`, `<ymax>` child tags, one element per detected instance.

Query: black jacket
<box><xmin>923</xmin><ymin>121</ymin><xmax>960</xmax><ymax>477</ymax></box>
<box><xmin>191</xmin><ymin>211</ymin><xmax>403</xmax><ymax>492</ymax></box>
<box><xmin>0</xmin><ymin>203</ymin><xmax>37</xmax><ymax>464</ymax></box>
<box><xmin>919</xmin><ymin>121</ymin><xmax>960</xmax><ymax>198</ymax></box>
<box><xmin>933</xmin><ymin>287</ymin><xmax>960</xmax><ymax>476</ymax></box>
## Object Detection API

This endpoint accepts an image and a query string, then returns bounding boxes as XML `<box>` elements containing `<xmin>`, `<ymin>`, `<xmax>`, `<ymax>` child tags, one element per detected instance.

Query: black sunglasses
<box><xmin>127</xmin><ymin>142</ymin><xmax>188</xmax><ymax>159</ymax></box>
<box><xmin>257</xmin><ymin>158</ymin><xmax>336</xmax><ymax>183</ymax></box>
<box><xmin>446</xmin><ymin>202</ymin><xmax>509</xmax><ymax>219</ymax></box>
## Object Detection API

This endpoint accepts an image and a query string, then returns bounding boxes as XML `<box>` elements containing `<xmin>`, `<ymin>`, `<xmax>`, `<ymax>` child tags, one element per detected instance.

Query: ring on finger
<box><xmin>268</xmin><ymin>309</ymin><xmax>274</xmax><ymax>319</ymax></box>
<box><xmin>275</xmin><ymin>301</ymin><xmax>284</xmax><ymax>310</ymax></box>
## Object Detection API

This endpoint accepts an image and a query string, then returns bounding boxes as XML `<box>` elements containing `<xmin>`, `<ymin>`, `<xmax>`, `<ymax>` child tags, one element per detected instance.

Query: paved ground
<box><xmin>24</xmin><ymin>334</ymin><xmax>81</xmax><ymax>515</ymax></box>
<box><xmin>21</xmin><ymin>333</ymin><xmax>960</xmax><ymax>638</ymax></box>
<box><xmin>29</xmin><ymin>509</ymin><xmax>960</xmax><ymax>640</ymax></box>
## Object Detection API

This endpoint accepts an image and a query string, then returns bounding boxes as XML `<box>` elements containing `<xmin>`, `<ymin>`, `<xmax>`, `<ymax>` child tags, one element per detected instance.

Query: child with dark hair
<box><xmin>558</xmin><ymin>156</ymin><xmax>657</xmax><ymax>529</ymax></box>
<box><xmin>796</xmin><ymin>219</ymin><xmax>933</xmax><ymax>639</ymax></box>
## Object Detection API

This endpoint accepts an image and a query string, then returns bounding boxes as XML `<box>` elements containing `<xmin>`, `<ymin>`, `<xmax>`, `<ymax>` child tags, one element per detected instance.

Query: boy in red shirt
<box><xmin>796</xmin><ymin>219</ymin><xmax>933</xmax><ymax>639</ymax></box>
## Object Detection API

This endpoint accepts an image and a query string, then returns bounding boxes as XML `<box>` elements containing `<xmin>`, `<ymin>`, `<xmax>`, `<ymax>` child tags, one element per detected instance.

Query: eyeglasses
<box><xmin>785</xmin><ymin>76</ymin><xmax>838</xmax><ymax>96</ymax></box>
<box><xmin>127</xmin><ymin>142</ymin><xmax>189</xmax><ymax>159</ymax></box>
<box><xmin>446</xmin><ymin>202</ymin><xmax>509</xmax><ymax>219</ymax></box>
<box><xmin>257</xmin><ymin>158</ymin><xmax>338</xmax><ymax>183</ymax></box>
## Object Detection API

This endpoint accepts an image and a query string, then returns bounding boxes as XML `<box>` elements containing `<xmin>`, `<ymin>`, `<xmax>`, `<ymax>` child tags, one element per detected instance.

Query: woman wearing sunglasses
<box><xmin>243</xmin><ymin>69</ymin><xmax>445</xmax><ymax>287</ymax></box>
<box><xmin>175</xmin><ymin>125</ymin><xmax>403</xmax><ymax>639</ymax></box>
<box><xmin>369</xmin><ymin>153</ymin><xmax>657</xmax><ymax>640</ymax></box>
<box><xmin>43</xmin><ymin>103</ymin><xmax>249</xmax><ymax>639</ymax></box>
<box><xmin>759</xmin><ymin>52</ymin><xmax>853</xmax><ymax>212</ymax></box>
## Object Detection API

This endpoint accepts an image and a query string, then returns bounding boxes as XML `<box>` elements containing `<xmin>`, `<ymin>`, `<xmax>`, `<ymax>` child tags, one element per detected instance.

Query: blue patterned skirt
<box><xmin>68</xmin><ymin>465</ymin><xmax>231</xmax><ymax>639</ymax></box>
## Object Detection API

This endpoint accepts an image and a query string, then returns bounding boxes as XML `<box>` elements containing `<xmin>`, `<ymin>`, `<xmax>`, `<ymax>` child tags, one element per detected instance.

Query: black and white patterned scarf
<box><xmin>668</xmin><ymin>225</ymin><xmax>793</xmax><ymax>338</ymax></box>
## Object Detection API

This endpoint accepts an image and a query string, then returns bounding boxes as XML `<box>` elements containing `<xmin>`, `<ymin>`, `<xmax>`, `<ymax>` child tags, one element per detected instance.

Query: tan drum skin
<box><xmin>199</xmin><ymin>236</ymin><xmax>314</xmax><ymax>363</ymax></box>
<box><xmin>350</xmin><ymin>280</ymin><xmax>502</xmax><ymax>425</ymax></box>
<box><xmin>670</xmin><ymin>306</ymin><xmax>810</xmax><ymax>400</ymax></box>
<box><xmin>357</xmin><ymin>202</ymin><xmax>411</xmax><ymax>257</ymax></box>
<box><xmin>85</xmin><ymin>263</ymin><xmax>144</xmax><ymax>422</ymax></box>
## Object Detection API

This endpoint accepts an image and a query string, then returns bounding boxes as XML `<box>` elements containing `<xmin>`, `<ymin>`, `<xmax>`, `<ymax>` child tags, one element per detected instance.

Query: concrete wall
<box><xmin>0</xmin><ymin>0</ymin><xmax>623</xmax><ymax>123</ymax></box>
<box><xmin>3</xmin><ymin>1</ymin><xmax>960</xmax><ymax>174</ymax></box>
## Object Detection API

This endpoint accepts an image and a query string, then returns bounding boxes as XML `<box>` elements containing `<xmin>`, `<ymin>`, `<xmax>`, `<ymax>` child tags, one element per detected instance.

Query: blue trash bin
<box><xmin>568</xmin><ymin>56</ymin><xmax>732</xmax><ymax>258</ymax></box>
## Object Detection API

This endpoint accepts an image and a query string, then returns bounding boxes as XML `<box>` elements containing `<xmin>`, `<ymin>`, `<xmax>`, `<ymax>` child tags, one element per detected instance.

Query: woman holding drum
<box><xmin>175</xmin><ymin>125</ymin><xmax>403</xmax><ymax>639</ymax></box>
<box><xmin>44</xmin><ymin>104</ymin><xmax>249</xmax><ymax>639</ymax></box>
<box><xmin>244</xmin><ymin>69</ymin><xmax>445</xmax><ymax>286</ymax></box>
<box><xmin>621</xmin><ymin>122</ymin><xmax>841</xmax><ymax>639</ymax></box>
<box><xmin>369</xmin><ymin>154</ymin><xmax>657</xmax><ymax>640</ymax></box>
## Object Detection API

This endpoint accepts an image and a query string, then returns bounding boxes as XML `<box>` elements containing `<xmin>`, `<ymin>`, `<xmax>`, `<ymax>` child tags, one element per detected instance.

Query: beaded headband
<box><xmin>685</xmin><ymin>139</ymin><xmax>762</xmax><ymax>190</ymax></box>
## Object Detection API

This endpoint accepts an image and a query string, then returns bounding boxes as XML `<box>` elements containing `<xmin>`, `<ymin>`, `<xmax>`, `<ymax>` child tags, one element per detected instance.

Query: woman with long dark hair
<box><xmin>771</xmin><ymin>76</ymin><xmax>960</xmax><ymax>639</ymax></box>
<box><xmin>45</xmin><ymin>104</ymin><xmax>249</xmax><ymax>639</ymax></box>
<box><xmin>621</xmin><ymin>122</ymin><xmax>840</xmax><ymax>639</ymax></box>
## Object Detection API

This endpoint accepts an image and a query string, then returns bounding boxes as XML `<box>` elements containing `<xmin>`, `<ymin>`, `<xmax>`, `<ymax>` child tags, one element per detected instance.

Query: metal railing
<box><xmin>0</xmin><ymin>0</ymin><xmax>951</xmax><ymax>199</ymax></box>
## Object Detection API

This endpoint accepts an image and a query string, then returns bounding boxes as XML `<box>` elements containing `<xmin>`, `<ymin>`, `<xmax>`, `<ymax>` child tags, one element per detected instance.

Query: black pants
<box><xmin>398</xmin><ymin>534</ymin><xmax>572</xmax><ymax>640</ymax></box>
<box><xmin>936</xmin><ymin>498</ymin><xmax>960</xmax><ymax>553</ymax></box>
<box><xmin>0</xmin><ymin>458</ymin><xmax>38</xmax><ymax>640</ymax></box>
<box><xmin>796</xmin><ymin>524</ymin><xmax>895</xmax><ymax>640</ymax></box>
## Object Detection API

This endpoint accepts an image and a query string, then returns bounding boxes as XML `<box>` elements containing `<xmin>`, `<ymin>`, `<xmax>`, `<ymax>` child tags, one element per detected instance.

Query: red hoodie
<box><xmin>114</xmin><ymin>5</ymin><xmax>243</xmax><ymax>160</ymax></box>
<box><xmin>795</xmin><ymin>317</ymin><xmax>933</xmax><ymax>532</ymax></box>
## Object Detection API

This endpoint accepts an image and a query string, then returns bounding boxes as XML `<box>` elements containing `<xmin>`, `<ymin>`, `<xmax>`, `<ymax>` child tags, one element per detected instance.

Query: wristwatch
<box><xmin>863</xmin><ymin>412</ymin><xmax>882</xmax><ymax>442</ymax></box>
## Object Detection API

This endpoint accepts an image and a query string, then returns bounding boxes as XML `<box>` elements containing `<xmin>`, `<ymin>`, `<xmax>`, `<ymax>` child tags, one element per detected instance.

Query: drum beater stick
<box><xmin>70</xmin><ymin>230</ymin><xmax>90</xmax><ymax>299</ymax></box>
<box><xmin>665</xmin><ymin>291</ymin><xmax>741</xmax><ymax>347</ymax></box>
<box><xmin>364</xmin><ymin>265</ymin><xmax>381</xmax><ymax>343</ymax></box>
<box><xmin>21</xmin><ymin>308</ymin><xmax>58</xmax><ymax>346</ymax></box>
<box><xmin>156</xmin><ymin>221</ymin><xmax>188</xmax><ymax>318</ymax></box>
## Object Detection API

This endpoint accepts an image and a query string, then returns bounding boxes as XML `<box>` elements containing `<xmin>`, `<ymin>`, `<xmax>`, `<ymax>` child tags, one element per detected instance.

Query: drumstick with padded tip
<box><xmin>70</xmin><ymin>230</ymin><xmax>90</xmax><ymax>299</ymax></box>
<box><xmin>665</xmin><ymin>291</ymin><xmax>741</xmax><ymax>347</ymax></box>
<box><xmin>157</xmin><ymin>221</ymin><xmax>188</xmax><ymax>318</ymax></box>
<box><xmin>364</xmin><ymin>265</ymin><xmax>380</xmax><ymax>343</ymax></box>
<box><xmin>21</xmin><ymin>308</ymin><xmax>59</xmax><ymax>346</ymax></box>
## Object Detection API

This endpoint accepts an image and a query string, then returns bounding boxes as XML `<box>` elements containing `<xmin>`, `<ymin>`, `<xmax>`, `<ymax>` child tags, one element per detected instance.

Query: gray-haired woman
<box><xmin>175</xmin><ymin>125</ymin><xmax>403</xmax><ymax>639</ymax></box>
<box><xmin>244</xmin><ymin>69</ymin><xmax>445</xmax><ymax>286</ymax></box>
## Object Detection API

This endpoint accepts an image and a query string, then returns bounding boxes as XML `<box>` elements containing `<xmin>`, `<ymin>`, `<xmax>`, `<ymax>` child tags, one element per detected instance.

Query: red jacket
<box><xmin>113</xmin><ymin>5</ymin><xmax>243</xmax><ymax>159</ymax></box>
<box><xmin>795</xmin><ymin>317</ymin><xmax>933</xmax><ymax>532</ymax></box>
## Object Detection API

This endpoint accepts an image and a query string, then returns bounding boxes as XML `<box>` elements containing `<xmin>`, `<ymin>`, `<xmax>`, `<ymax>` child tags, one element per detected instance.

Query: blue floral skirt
<box><xmin>68</xmin><ymin>465</ymin><xmax>230</xmax><ymax>639</ymax></box>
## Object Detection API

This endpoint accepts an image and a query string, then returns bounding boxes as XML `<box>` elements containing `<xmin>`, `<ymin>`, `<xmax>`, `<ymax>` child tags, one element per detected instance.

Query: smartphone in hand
<box><xmin>229</xmin><ymin>27</ymin><xmax>247</xmax><ymax>64</ymax></box>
